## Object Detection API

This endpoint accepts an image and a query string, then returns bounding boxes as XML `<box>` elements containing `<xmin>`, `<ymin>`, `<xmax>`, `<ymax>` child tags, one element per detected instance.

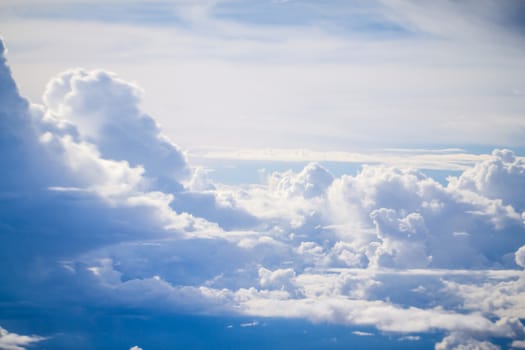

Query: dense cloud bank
<box><xmin>1</xmin><ymin>38</ymin><xmax>525</xmax><ymax>349</ymax></box>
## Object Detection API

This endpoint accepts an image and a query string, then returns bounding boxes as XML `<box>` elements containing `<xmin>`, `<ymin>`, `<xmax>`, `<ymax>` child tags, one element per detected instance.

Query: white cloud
<box><xmin>48</xmin><ymin>135</ymin><xmax>146</xmax><ymax>198</ymax></box>
<box><xmin>42</xmin><ymin>68</ymin><xmax>189</xmax><ymax>188</ymax></box>
<box><xmin>77</xmin><ymin>257</ymin><xmax>519</xmax><ymax>337</ymax></box>
<box><xmin>239</xmin><ymin>321</ymin><xmax>259</xmax><ymax>328</ymax></box>
<box><xmin>30</xmin><ymin>65</ymin><xmax>264</xmax><ymax>232</ymax></box>
<box><xmin>443</xmin><ymin>273</ymin><xmax>525</xmax><ymax>319</ymax></box>
<box><xmin>193</xmin><ymin>147</ymin><xmax>502</xmax><ymax>171</ymax></box>
<box><xmin>434</xmin><ymin>332</ymin><xmax>500</xmax><ymax>350</ymax></box>
<box><xmin>258</xmin><ymin>267</ymin><xmax>296</xmax><ymax>293</ymax></box>
<box><xmin>451</xmin><ymin>149</ymin><xmax>525</xmax><ymax>212</ymax></box>
<box><xmin>268</xmin><ymin>162</ymin><xmax>333</xmax><ymax>198</ymax></box>
<box><xmin>1</xmin><ymin>32</ymin><xmax>525</xmax><ymax>348</ymax></box>
<box><xmin>512</xmin><ymin>340</ymin><xmax>525</xmax><ymax>349</ymax></box>
<box><xmin>235</xmin><ymin>291</ymin><xmax>503</xmax><ymax>335</ymax></box>
<box><xmin>398</xmin><ymin>335</ymin><xmax>420</xmax><ymax>341</ymax></box>
<box><xmin>184</xmin><ymin>166</ymin><xmax>216</xmax><ymax>191</ymax></box>
<box><xmin>369</xmin><ymin>209</ymin><xmax>430</xmax><ymax>268</ymax></box>
<box><xmin>352</xmin><ymin>331</ymin><xmax>373</xmax><ymax>336</ymax></box>
<box><xmin>516</xmin><ymin>246</ymin><xmax>525</xmax><ymax>268</ymax></box>
<box><xmin>0</xmin><ymin>327</ymin><xmax>45</xmax><ymax>350</ymax></box>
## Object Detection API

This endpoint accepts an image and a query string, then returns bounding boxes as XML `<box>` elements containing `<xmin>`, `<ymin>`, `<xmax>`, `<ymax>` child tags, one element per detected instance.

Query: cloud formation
<box><xmin>435</xmin><ymin>332</ymin><xmax>501</xmax><ymax>350</ymax></box>
<box><xmin>1</xmin><ymin>35</ymin><xmax>525</xmax><ymax>349</ymax></box>
<box><xmin>42</xmin><ymin>68</ymin><xmax>189</xmax><ymax>191</ymax></box>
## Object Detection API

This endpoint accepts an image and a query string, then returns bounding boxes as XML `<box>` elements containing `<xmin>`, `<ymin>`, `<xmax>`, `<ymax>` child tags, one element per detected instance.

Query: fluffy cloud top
<box><xmin>268</xmin><ymin>162</ymin><xmax>334</xmax><ymax>198</ymax></box>
<box><xmin>42</xmin><ymin>68</ymin><xmax>189</xmax><ymax>191</ymax></box>
<box><xmin>1</xmin><ymin>36</ymin><xmax>525</xmax><ymax>349</ymax></box>
<box><xmin>452</xmin><ymin>149</ymin><xmax>525</xmax><ymax>212</ymax></box>
<box><xmin>435</xmin><ymin>332</ymin><xmax>501</xmax><ymax>350</ymax></box>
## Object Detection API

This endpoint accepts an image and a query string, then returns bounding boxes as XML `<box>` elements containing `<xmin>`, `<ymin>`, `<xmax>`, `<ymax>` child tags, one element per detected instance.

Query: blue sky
<box><xmin>1</xmin><ymin>1</ymin><xmax>525</xmax><ymax>349</ymax></box>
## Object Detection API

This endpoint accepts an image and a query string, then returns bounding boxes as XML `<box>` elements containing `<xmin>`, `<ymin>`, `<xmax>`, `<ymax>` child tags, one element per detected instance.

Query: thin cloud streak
<box><xmin>191</xmin><ymin>147</ymin><xmax>519</xmax><ymax>171</ymax></box>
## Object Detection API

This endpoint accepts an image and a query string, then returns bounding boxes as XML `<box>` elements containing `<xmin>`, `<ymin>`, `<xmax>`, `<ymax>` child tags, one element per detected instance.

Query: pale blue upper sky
<box><xmin>2</xmin><ymin>0</ymin><xmax>525</xmax><ymax>153</ymax></box>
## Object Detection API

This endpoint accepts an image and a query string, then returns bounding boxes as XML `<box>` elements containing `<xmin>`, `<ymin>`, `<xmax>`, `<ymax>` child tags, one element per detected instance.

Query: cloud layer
<box><xmin>2</xmin><ymin>0</ymin><xmax>525</xmax><ymax>151</ymax></box>
<box><xmin>1</xmin><ymin>36</ymin><xmax>525</xmax><ymax>349</ymax></box>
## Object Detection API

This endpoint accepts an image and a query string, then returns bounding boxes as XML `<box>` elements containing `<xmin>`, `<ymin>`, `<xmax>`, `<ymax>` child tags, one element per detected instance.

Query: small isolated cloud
<box><xmin>240</xmin><ymin>321</ymin><xmax>259</xmax><ymax>328</ymax></box>
<box><xmin>0</xmin><ymin>326</ymin><xmax>45</xmax><ymax>350</ymax></box>
<box><xmin>398</xmin><ymin>335</ymin><xmax>420</xmax><ymax>341</ymax></box>
<box><xmin>352</xmin><ymin>331</ymin><xmax>373</xmax><ymax>336</ymax></box>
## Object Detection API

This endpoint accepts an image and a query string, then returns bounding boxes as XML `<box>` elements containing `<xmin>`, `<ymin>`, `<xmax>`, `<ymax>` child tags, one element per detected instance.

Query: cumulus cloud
<box><xmin>451</xmin><ymin>149</ymin><xmax>525</xmax><ymax>212</ymax></box>
<box><xmin>34</xmin><ymin>65</ymin><xmax>261</xmax><ymax>229</ymax></box>
<box><xmin>268</xmin><ymin>162</ymin><xmax>333</xmax><ymax>198</ymax></box>
<box><xmin>258</xmin><ymin>267</ymin><xmax>296</xmax><ymax>292</ymax></box>
<box><xmin>327</xmin><ymin>163</ymin><xmax>524</xmax><ymax>268</ymax></box>
<box><xmin>74</xmin><ymin>252</ymin><xmax>525</xmax><ymax>341</ymax></box>
<box><xmin>41</xmin><ymin>68</ymin><xmax>189</xmax><ymax>194</ymax></box>
<box><xmin>1</xmin><ymin>34</ymin><xmax>525</xmax><ymax>349</ymax></box>
<box><xmin>369</xmin><ymin>209</ymin><xmax>430</xmax><ymax>268</ymax></box>
<box><xmin>443</xmin><ymin>272</ymin><xmax>525</xmax><ymax>320</ymax></box>
<box><xmin>435</xmin><ymin>332</ymin><xmax>500</xmax><ymax>350</ymax></box>
<box><xmin>0</xmin><ymin>327</ymin><xmax>45</xmax><ymax>350</ymax></box>
<box><xmin>234</xmin><ymin>290</ymin><xmax>510</xmax><ymax>335</ymax></box>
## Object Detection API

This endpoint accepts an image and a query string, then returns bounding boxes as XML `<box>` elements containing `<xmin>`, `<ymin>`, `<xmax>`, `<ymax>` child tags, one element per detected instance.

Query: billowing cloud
<box><xmin>1</xmin><ymin>35</ymin><xmax>525</xmax><ymax>349</ymax></box>
<box><xmin>258</xmin><ymin>267</ymin><xmax>296</xmax><ymax>292</ymax></box>
<box><xmin>435</xmin><ymin>332</ymin><xmax>501</xmax><ymax>350</ymax></box>
<box><xmin>268</xmin><ymin>162</ymin><xmax>333</xmax><ymax>198</ymax></box>
<box><xmin>42</xmin><ymin>68</ymin><xmax>189</xmax><ymax>191</ymax></box>
<box><xmin>452</xmin><ymin>149</ymin><xmax>525</xmax><ymax>212</ymax></box>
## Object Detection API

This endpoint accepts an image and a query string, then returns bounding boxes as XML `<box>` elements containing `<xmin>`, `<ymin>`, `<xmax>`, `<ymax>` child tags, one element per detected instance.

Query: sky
<box><xmin>1</xmin><ymin>1</ymin><xmax>525</xmax><ymax>349</ymax></box>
